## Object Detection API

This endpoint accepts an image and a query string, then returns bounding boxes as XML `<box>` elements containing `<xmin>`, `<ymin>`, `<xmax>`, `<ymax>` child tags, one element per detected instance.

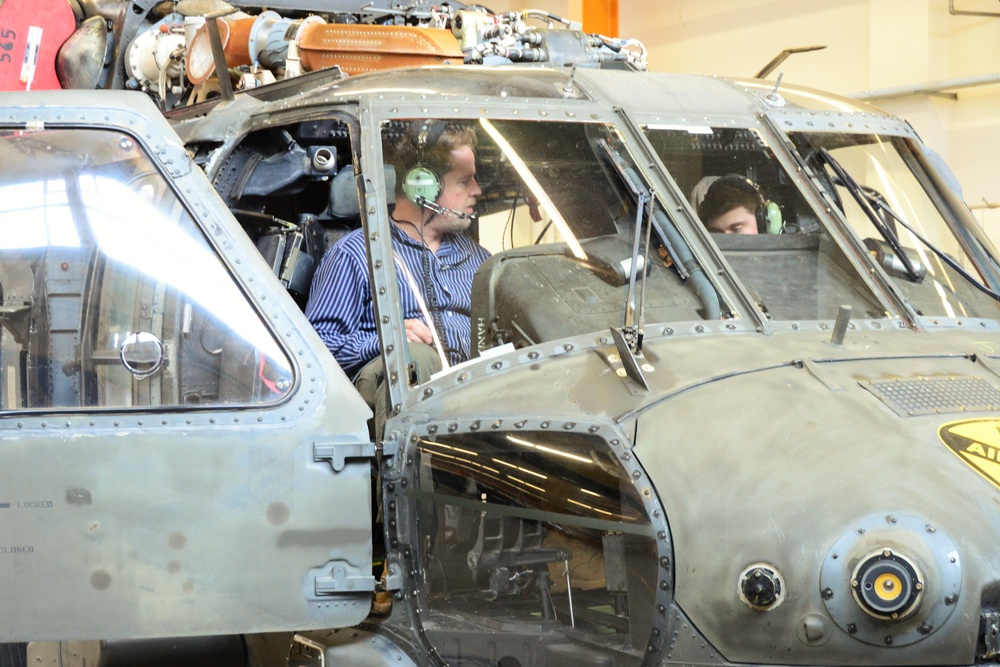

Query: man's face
<box><xmin>431</xmin><ymin>144</ymin><xmax>482</xmax><ymax>234</ymax></box>
<box><xmin>705</xmin><ymin>205</ymin><xmax>758</xmax><ymax>235</ymax></box>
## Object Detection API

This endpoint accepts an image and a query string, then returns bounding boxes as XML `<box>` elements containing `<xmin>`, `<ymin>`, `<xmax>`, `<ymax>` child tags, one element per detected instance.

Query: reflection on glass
<box><xmin>0</xmin><ymin>179</ymin><xmax>81</xmax><ymax>249</ymax></box>
<box><xmin>408</xmin><ymin>431</ymin><xmax>655</xmax><ymax>665</ymax></box>
<box><xmin>478</xmin><ymin>118</ymin><xmax>586</xmax><ymax>259</ymax></box>
<box><xmin>788</xmin><ymin>132</ymin><xmax>1000</xmax><ymax>320</ymax></box>
<box><xmin>0</xmin><ymin>128</ymin><xmax>293</xmax><ymax>410</ymax></box>
<box><xmin>81</xmin><ymin>173</ymin><xmax>286</xmax><ymax>363</ymax></box>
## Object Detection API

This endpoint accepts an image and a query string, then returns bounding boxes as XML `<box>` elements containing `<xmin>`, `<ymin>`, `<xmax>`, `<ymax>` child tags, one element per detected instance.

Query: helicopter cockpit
<box><xmin>376</xmin><ymin>116</ymin><xmax>895</xmax><ymax>364</ymax></box>
<box><xmin>195</xmin><ymin>93</ymin><xmax>1000</xmax><ymax>381</ymax></box>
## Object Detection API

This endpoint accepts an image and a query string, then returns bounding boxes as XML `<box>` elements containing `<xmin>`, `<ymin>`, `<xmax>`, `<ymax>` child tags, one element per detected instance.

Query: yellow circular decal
<box><xmin>939</xmin><ymin>418</ymin><xmax>1000</xmax><ymax>490</ymax></box>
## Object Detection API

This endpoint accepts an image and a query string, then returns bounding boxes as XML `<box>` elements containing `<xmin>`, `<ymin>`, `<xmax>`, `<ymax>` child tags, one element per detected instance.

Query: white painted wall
<box><xmin>495</xmin><ymin>1</ymin><xmax>1000</xmax><ymax>245</ymax></box>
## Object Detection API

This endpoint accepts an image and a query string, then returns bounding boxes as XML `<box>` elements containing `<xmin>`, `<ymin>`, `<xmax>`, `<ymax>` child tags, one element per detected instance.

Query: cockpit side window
<box><xmin>645</xmin><ymin>126</ymin><xmax>889</xmax><ymax>321</ymax></box>
<box><xmin>0</xmin><ymin>128</ymin><xmax>292</xmax><ymax>411</ymax></box>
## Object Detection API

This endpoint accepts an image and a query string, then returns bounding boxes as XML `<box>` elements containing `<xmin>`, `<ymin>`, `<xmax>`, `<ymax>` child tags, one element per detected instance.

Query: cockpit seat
<box><xmin>327</xmin><ymin>163</ymin><xmax>397</xmax><ymax>218</ymax></box>
<box><xmin>309</xmin><ymin>164</ymin><xmax>398</xmax><ymax>260</ymax></box>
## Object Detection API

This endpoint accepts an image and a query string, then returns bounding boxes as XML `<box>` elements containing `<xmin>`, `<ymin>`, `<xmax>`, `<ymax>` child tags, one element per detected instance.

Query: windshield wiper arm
<box><xmin>596</xmin><ymin>139</ymin><xmax>688</xmax><ymax>281</ymax></box>
<box><xmin>623</xmin><ymin>188</ymin><xmax>656</xmax><ymax>351</ymax></box>
<box><xmin>865</xmin><ymin>190</ymin><xmax>1000</xmax><ymax>302</ymax></box>
<box><xmin>820</xmin><ymin>147</ymin><xmax>1000</xmax><ymax>302</ymax></box>
<box><xmin>818</xmin><ymin>147</ymin><xmax>922</xmax><ymax>282</ymax></box>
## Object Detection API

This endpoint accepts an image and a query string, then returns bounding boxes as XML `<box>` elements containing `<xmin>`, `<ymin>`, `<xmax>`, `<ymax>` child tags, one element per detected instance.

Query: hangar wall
<box><xmin>496</xmin><ymin>0</ymin><xmax>1000</xmax><ymax>248</ymax></box>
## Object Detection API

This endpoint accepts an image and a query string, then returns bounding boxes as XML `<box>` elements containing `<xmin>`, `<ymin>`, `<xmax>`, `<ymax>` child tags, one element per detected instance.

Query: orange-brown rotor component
<box><xmin>296</xmin><ymin>23</ymin><xmax>463</xmax><ymax>76</ymax></box>
<box><xmin>224</xmin><ymin>17</ymin><xmax>257</xmax><ymax>67</ymax></box>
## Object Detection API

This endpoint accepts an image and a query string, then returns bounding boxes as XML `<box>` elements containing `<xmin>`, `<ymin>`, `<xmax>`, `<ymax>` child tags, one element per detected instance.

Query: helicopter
<box><xmin>4</xmin><ymin>3</ymin><xmax>1000</xmax><ymax>667</ymax></box>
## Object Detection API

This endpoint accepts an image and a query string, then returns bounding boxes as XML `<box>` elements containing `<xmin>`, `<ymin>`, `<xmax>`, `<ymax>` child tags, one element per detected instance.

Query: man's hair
<box><xmin>697</xmin><ymin>175</ymin><xmax>763</xmax><ymax>225</ymax></box>
<box><xmin>385</xmin><ymin>121</ymin><xmax>478</xmax><ymax>200</ymax></box>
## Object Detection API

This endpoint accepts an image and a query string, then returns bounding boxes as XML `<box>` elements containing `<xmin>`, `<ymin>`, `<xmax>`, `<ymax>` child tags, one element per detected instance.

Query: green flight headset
<box><xmin>703</xmin><ymin>174</ymin><xmax>783</xmax><ymax>234</ymax></box>
<box><xmin>401</xmin><ymin>119</ymin><xmax>448</xmax><ymax>206</ymax></box>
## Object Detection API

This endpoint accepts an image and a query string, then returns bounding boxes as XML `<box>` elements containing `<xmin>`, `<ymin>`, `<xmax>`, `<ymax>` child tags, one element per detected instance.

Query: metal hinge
<box><xmin>981</xmin><ymin>610</ymin><xmax>1000</xmax><ymax>659</ymax></box>
<box><xmin>313</xmin><ymin>442</ymin><xmax>376</xmax><ymax>473</ymax></box>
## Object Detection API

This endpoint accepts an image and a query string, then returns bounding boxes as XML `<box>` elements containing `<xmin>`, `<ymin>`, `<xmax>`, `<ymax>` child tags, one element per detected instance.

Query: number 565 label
<box><xmin>0</xmin><ymin>27</ymin><xmax>17</xmax><ymax>64</ymax></box>
<box><xmin>0</xmin><ymin>0</ymin><xmax>77</xmax><ymax>91</ymax></box>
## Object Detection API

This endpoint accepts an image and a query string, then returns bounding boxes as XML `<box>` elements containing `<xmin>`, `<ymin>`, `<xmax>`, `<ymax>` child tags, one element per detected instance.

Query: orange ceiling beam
<box><xmin>582</xmin><ymin>0</ymin><xmax>618</xmax><ymax>37</ymax></box>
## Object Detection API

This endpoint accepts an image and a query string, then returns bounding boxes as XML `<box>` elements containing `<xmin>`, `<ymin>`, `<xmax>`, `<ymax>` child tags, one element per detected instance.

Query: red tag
<box><xmin>0</xmin><ymin>0</ymin><xmax>76</xmax><ymax>90</ymax></box>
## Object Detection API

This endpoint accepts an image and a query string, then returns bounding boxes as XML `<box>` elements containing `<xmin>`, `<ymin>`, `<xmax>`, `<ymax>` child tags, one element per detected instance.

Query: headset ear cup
<box><xmin>403</xmin><ymin>119</ymin><xmax>447</xmax><ymax>205</ymax></box>
<box><xmin>762</xmin><ymin>200</ymin><xmax>783</xmax><ymax>234</ymax></box>
<box><xmin>402</xmin><ymin>165</ymin><xmax>441</xmax><ymax>204</ymax></box>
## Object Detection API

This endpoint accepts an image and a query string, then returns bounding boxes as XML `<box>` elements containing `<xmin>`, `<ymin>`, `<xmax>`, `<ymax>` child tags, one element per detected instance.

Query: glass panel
<box><xmin>374</xmin><ymin>119</ymin><xmax>725</xmax><ymax>372</ymax></box>
<box><xmin>645</xmin><ymin>126</ymin><xmax>889</xmax><ymax>321</ymax></box>
<box><xmin>410</xmin><ymin>431</ymin><xmax>656</xmax><ymax>665</ymax></box>
<box><xmin>788</xmin><ymin>132</ymin><xmax>1000</xmax><ymax>320</ymax></box>
<box><xmin>0</xmin><ymin>128</ymin><xmax>293</xmax><ymax>410</ymax></box>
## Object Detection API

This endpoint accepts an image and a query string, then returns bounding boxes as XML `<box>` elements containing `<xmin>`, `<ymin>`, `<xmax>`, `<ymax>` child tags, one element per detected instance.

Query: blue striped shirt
<box><xmin>305</xmin><ymin>222</ymin><xmax>491</xmax><ymax>378</ymax></box>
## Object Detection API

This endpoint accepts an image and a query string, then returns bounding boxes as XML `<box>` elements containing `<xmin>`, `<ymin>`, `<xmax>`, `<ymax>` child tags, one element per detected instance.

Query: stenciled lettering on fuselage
<box><xmin>939</xmin><ymin>418</ymin><xmax>1000</xmax><ymax>490</ymax></box>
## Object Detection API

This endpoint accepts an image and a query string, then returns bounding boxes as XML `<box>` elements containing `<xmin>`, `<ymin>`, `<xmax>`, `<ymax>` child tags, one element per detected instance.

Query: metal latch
<box><xmin>314</xmin><ymin>442</ymin><xmax>376</xmax><ymax>473</ymax></box>
<box><xmin>314</xmin><ymin>563</ymin><xmax>376</xmax><ymax>595</ymax></box>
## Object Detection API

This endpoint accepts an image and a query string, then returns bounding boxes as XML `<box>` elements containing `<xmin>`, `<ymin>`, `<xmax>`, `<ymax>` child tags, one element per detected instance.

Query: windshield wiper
<box><xmin>819</xmin><ymin>147</ymin><xmax>1000</xmax><ymax>302</ymax></box>
<box><xmin>867</xmin><ymin>188</ymin><xmax>1000</xmax><ymax>302</ymax></box>
<box><xmin>626</xmin><ymin>188</ymin><xmax>655</xmax><ymax>349</ymax></box>
<box><xmin>818</xmin><ymin>147</ymin><xmax>922</xmax><ymax>282</ymax></box>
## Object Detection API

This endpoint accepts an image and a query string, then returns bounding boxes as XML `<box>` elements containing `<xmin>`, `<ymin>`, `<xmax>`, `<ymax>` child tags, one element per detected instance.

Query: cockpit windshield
<box><xmin>380</xmin><ymin>119</ymin><xmax>728</xmax><ymax>365</ymax></box>
<box><xmin>375</xmin><ymin>117</ymin><xmax>1000</xmax><ymax>378</ymax></box>
<box><xmin>787</xmin><ymin>131</ymin><xmax>1000</xmax><ymax>321</ymax></box>
<box><xmin>643</xmin><ymin>125</ymin><xmax>890</xmax><ymax>322</ymax></box>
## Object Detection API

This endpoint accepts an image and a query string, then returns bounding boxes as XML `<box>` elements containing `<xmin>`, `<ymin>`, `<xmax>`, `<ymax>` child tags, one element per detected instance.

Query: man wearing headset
<box><xmin>305</xmin><ymin>121</ymin><xmax>490</xmax><ymax>407</ymax></box>
<box><xmin>695</xmin><ymin>174</ymin><xmax>782</xmax><ymax>235</ymax></box>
